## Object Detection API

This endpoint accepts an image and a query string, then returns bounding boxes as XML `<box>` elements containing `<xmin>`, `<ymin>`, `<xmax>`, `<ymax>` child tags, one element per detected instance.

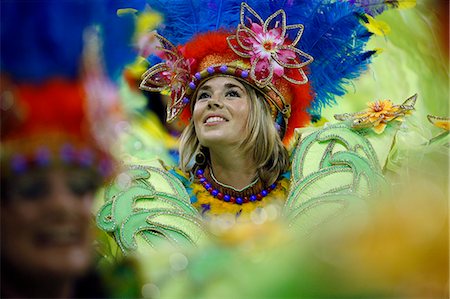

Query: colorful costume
<box><xmin>94</xmin><ymin>1</ymin><xmax>424</xmax><ymax>254</ymax></box>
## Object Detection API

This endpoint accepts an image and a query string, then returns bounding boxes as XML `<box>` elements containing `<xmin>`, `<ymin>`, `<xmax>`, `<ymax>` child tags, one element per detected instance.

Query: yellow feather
<box><xmin>393</xmin><ymin>0</ymin><xmax>416</xmax><ymax>9</ymax></box>
<box><xmin>362</xmin><ymin>14</ymin><xmax>391</xmax><ymax>36</ymax></box>
<box><xmin>126</xmin><ymin>57</ymin><xmax>149</xmax><ymax>78</ymax></box>
<box><xmin>136</xmin><ymin>12</ymin><xmax>162</xmax><ymax>35</ymax></box>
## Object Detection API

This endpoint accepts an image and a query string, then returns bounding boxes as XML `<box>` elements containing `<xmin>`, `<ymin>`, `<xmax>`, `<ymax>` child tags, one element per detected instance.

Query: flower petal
<box><xmin>240</xmin><ymin>2</ymin><xmax>264</xmax><ymax>32</ymax></box>
<box><xmin>271</xmin><ymin>59</ymin><xmax>284</xmax><ymax>77</ymax></box>
<box><xmin>373</xmin><ymin>122</ymin><xmax>387</xmax><ymax>134</ymax></box>
<box><xmin>264</xmin><ymin>8</ymin><xmax>286</xmax><ymax>41</ymax></box>
<box><xmin>140</xmin><ymin>63</ymin><xmax>171</xmax><ymax>91</ymax></box>
<box><xmin>284</xmin><ymin>24</ymin><xmax>304</xmax><ymax>47</ymax></box>
<box><xmin>155</xmin><ymin>34</ymin><xmax>182</xmax><ymax>61</ymax></box>
<box><xmin>281</xmin><ymin>68</ymin><xmax>308</xmax><ymax>85</ymax></box>
<box><xmin>227</xmin><ymin>35</ymin><xmax>252</xmax><ymax>58</ymax></box>
<box><xmin>251</xmin><ymin>55</ymin><xmax>274</xmax><ymax>87</ymax></box>
<box><xmin>235</xmin><ymin>24</ymin><xmax>258</xmax><ymax>52</ymax></box>
<box><xmin>275</xmin><ymin>46</ymin><xmax>313</xmax><ymax>68</ymax></box>
<box><xmin>250</xmin><ymin>22</ymin><xmax>264</xmax><ymax>35</ymax></box>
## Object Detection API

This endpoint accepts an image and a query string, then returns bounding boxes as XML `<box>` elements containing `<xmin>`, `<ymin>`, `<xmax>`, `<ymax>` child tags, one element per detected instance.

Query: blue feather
<box><xmin>0</xmin><ymin>0</ymin><xmax>142</xmax><ymax>82</ymax></box>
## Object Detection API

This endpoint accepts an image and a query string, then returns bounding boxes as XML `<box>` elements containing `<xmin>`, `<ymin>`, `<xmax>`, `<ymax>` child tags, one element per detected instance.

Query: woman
<box><xmin>0</xmin><ymin>1</ymin><xmax>143</xmax><ymax>297</ymax></box>
<box><xmin>1</xmin><ymin>160</ymin><xmax>105</xmax><ymax>298</ymax></box>
<box><xmin>179</xmin><ymin>76</ymin><xmax>290</xmax><ymax>217</ymax></box>
<box><xmin>96</xmin><ymin>1</ymin><xmax>403</xmax><ymax>251</ymax></box>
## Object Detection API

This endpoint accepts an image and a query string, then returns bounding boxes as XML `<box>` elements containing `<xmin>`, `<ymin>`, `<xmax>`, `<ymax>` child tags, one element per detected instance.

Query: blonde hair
<box><xmin>179</xmin><ymin>79</ymin><xmax>289</xmax><ymax>185</ymax></box>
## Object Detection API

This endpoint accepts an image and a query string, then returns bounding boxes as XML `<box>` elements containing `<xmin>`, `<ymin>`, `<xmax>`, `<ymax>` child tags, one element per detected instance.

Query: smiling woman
<box><xmin>178</xmin><ymin>76</ymin><xmax>290</xmax><ymax>215</ymax></box>
<box><xmin>1</xmin><ymin>167</ymin><xmax>100</xmax><ymax>297</ymax></box>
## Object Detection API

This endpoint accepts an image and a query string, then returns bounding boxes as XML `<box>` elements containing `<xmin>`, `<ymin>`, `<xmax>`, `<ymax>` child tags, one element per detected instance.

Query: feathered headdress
<box><xmin>0</xmin><ymin>0</ymin><xmax>144</xmax><ymax>177</ymax></box>
<box><xmin>139</xmin><ymin>0</ymin><xmax>392</xmax><ymax>144</ymax></box>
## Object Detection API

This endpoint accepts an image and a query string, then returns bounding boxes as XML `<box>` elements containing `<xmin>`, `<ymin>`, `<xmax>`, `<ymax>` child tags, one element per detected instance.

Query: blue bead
<box><xmin>250</xmin><ymin>195</ymin><xmax>257</xmax><ymax>202</ymax></box>
<box><xmin>182</xmin><ymin>97</ymin><xmax>190</xmax><ymax>104</ymax></box>
<box><xmin>205</xmin><ymin>183</ymin><xmax>211</xmax><ymax>189</ymax></box>
<box><xmin>212</xmin><ymin>189</ymin><xmax>219</xmax><ymax>196</ymax></box>
<box><xmin>219</xmin><ymin>65</ymin><xmax>228</xmax><ymax>73</ymax></box>
<box><xmin>199</xmin><ymin>177</ymin><xmax>207</xmax><ymax>183</ymax></box>
<box><xmin>224</xmin><ymin>194</ymin><xmax>231</xmax><ymax>202</ymax></box>
<box><xmin>236</xmin><ymin>197</ymin><xmax>243</xmax><ymax>205</ymax></box>
<box><xmin>195</xmin><ymin>72</ymin><xmax>202</xmax><ymax>80</ymax></box>
<box><xmin>189</xmin><ymin>82</ymin><xmax>196</xmax><ymax>89</ymax></box>
<box><xmin>196</xmin><ymin>169</ymin><xmax>204</xmax><ymax>176</ymax></box>
<box><xmin>11</xmin><ymin>155</ymin><xmax>27</xmax><ymax>174</ymax></box>
<box><xmin>207</xmin><ymin>66</ymin><xmax>215</xmax><ymax>74</ymax></box>
<box><xmin>241</xmin><ymin>70</ymin><xmax>249</xmax><ymax>78</ymax></box>
<box><xmin>261</xmin><ymin>190</ymin><xmax>268</xmax><ymax>197</ymax></box>
<box><xmin>270</xmin><ymin>183</ymin><xmax>277</xmax><ymax>189</ymax></box>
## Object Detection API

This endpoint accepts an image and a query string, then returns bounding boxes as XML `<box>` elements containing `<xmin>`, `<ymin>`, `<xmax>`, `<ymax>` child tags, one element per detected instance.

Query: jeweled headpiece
<box><xmin>139</xmin><ymin>0</ymin><xmax>390</xmax><ymax>143</ymax></box>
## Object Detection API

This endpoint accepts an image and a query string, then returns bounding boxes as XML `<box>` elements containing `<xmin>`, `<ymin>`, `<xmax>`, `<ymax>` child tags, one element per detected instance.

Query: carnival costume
<box><xmin>96</xmin><ymin>0</ymin><xmax>424</xmax><ymax>253</ymax></box>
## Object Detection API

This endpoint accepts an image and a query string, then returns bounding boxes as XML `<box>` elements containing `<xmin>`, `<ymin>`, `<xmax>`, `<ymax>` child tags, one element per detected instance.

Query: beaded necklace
<box><xmin>195</xmin><ymin>168</ymin><xmax>277</xmax><ymax>205</ymax></box>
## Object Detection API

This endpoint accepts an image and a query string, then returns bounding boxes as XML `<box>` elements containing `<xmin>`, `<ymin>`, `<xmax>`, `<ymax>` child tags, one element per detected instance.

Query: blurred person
<box><xmin>0</xmin><ymin>0</ymin><xmax>144</xmax><ymax>297</ymax></box>
<box><xmin>0</xmin><ymin>78</ymin><xmax>112</xmax><ymax>298</ymax></box>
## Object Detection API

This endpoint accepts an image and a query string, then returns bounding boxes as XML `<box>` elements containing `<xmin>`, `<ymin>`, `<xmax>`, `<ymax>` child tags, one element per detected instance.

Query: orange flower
<box><xmin>362</xmin><ymin>100</ymin><xmax>399</xmax><ymax>133</ymax></box>
<box><xmin>334</xmin><ymin>94</ymin><xmax>417</xmax><ymax>134</ymax></box>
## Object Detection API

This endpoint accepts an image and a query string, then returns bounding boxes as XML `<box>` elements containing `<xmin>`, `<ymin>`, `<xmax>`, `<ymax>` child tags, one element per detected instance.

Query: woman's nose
<box><xmin>207</xmin><ymin>95</ymin><xmax>224</xmax><ymax>109</ymax></box>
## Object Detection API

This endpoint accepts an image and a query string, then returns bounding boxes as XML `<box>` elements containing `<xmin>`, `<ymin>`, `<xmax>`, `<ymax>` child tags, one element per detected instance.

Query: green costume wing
<box><xmin>96</xmin><ymin>163</ymin><xmax>207</xmax><ymax>253</ymax></box>
<box><xmin>284</xmin><ymin>123</ymin><xmax>396</xmax><ymax>230</ymax></box>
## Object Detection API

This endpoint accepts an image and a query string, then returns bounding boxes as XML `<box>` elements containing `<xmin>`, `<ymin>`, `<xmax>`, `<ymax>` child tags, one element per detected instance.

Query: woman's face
<box><xmin>193</xmin><ymin>77</ymin><xmax>250</xmax><ymax>148</ymax></box>
<box><xmin>1</xmin><ymin>166</ymin><xmax>98</xmax><ymax>278</ymax></box>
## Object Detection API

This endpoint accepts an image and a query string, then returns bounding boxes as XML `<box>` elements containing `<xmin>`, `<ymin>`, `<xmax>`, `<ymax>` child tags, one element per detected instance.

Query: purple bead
<box><xmin>261</xmin><ymin>190</ymin><xmax>268</xmax><ymax>197</ymax></box>
<box><xmin>241</xmin><ymin>70</ymin><xmax>249</xmax><ymax>78</ymax></box>
<box><xmin>204</xmin><ymin>183</ymin><xmax>211</xmax><ymax>190</ymax></box>
<box><xmin>270</xmin><ymin>183</ymin><xmax>277</xmax><ymax>189</ymax></box>
<box><xmin>195</xmin><ymin>72</ymin><xmax>202</xmax><ymax>80</ymax></box>
<box><xmin>207</xmin><ymin>66</ymin><xmax>215</xmax><ymax>74</ymax></box>
<box><xmin>78</xmin><ymin>149</ymin><xmax>94</xmax><ymax>167</ymax></box>
<box><xmin>250</xmin><ymin>195</ymin><xmax>257</xmax><ymax>202</ymax></box>
<box><xmin>236</xmin><ymin>197</ymin><xmax>243</xmax><ymax>205</ymax></box>
<box><xmin>224</xmin><ymin>194</ymin><xmax>231</xmax><ymax>202</ymax></box>
<box><xmin>60</xmin><ymin>144</ymin><xmax>75</xmax><ymax>163</ymax></box>
<box><xmin>199</xmin><ymin>177</ymin><xmax>207</xmax><ymax>183</ymax></box>
<box><xmin>196</xmin><ymin>169</ymin><xmax>204</xmax><ymax>176</ymax></box>
<box><xmin>11</xmin><ymin>155</ymin><xmax>27</xmax><ymax>174</ymax></box>
<box><xmin>274</xmin><ymin>123</ymin><xmax>281</xmax><ymax>132</ymax></box>
<box><xmin>189</xmin><ymin>82</ymin><xmax>196</xmax><ymax>90</ymax></box>
<box><xmin>35</xmin><ymin>147</ymin><xmax>51</xmax><ymax>166</ymax></box>
<box><xmin>212</xmin><ymin>189</ymin><xmax>219</xmax><ymax>196</ymax></box>
<box><xmin>219</xmin><ymin>65</ymin><xmax>228</xmax><ymax>73</ymax></box>
<box><xmin>182</xmin><ymin>97</ymin><xmax>190</xmax><ymax>104</ymax></box>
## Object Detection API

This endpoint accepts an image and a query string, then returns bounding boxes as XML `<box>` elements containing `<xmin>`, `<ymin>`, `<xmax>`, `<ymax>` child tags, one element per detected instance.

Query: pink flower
<box><xmin>140</xmin><ymin>34</ymin><xmax>193</xmax><ymax>121</ymax></box>
<box><xmin>227</xmin><ymin>3</ymin><xmax>313</xmax><ymax>87</ymax></box>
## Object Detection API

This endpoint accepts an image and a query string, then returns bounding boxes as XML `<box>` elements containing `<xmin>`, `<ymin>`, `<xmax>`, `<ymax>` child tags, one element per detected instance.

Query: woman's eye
<box><xmin>197</xmin><ymin>92</ymin><xmax>210</xmax><ymax>101</ymax></box>
<box><xmin>225</xmin><ymin>90</ymin><xmax>240</xmax><ymax>97</ymax></box>
<box><xmin>67</xmin><ymin>177</ymin><xmax>98</xmax><ymax>197</ymax></box>
<box><xmin>14</xmin><ymin>177</ymin><xmax>49</xmax><ymax>200</ymax></box>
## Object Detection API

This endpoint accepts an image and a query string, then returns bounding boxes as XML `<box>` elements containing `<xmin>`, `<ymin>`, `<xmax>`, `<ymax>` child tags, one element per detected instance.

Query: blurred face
<box><xmin>193</xmin><ymin>77</ymin><xmax>250</xmax><ymax>147</ymax></box>
<box><xmin>1</xmin><ymin>166</ymin><xmax>99</xmax><ymax>279</ymax></box>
